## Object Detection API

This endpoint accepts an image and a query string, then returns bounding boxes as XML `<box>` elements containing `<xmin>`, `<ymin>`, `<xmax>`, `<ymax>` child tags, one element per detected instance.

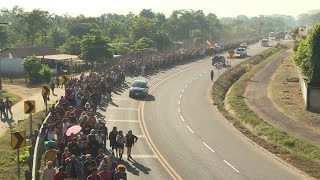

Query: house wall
<box><xmin>0</xmin><ymin>57</ymin><xmax>25</xmax><ymax>74</ymax></box>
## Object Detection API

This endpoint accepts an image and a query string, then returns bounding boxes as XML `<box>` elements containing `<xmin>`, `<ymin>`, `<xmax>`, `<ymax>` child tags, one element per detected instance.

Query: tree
<box><xmin>22</xmin><ymin>56</ymin><xmax>42</xmax><ymax>83</ymax></box>
<box><xmin>18</xmin><ymin>9</ymin><xmax>51</xmax><ymax>45</ymax></box>
<box><xmin>68</xmin><ymin>23</ymin><xmax>94</xmax><ymax>38</ymax></box>
<box><xmin>130</xmin><ymin>17</ymin><xmax>156</xmax><ymax>42</ymax></box>
<box><xmin>0</xmin><ymin>27</ymin><xmax>9</xmax><ymax>48</ymax></box>
<box><xmin>139</xmin><ymin>9</ymin><xmax>155</xmax><ymax>19</ymax></box>
<box><xmin>58</xmin><ymin>36</ymin><xmax>81</xmax><ymax>55</ymax></box>
<box><xmin>80</xmin><ymin>34</ymin><xmax>113</xmax><ymax>62</ymax></box>
<box><xmin>293</xmin><ymin>25</ymin><xmax>320</xmax><ymax>87</ymax></box>
<box><xmin>131</xmin><ymin>37</ymin><xmax>155</xmax><ymax>52</ymax></box>
<box><xmin>39</xmin><ymin>64</ymin><xmax>54</xmax><ymax>83</ymax></box>
<box><xmin>49</xmin><ymin>27</ymin><xmax>68</xmax><ymax>48</ymax></box>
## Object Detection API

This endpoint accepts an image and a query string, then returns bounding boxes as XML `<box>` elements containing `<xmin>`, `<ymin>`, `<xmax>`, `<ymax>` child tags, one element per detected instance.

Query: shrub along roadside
<box><xmin>212</xmin><ymin>44</ymin><xmax>320</xmax><ymax>178</ymax></box>
<box><xmin>0</xmin><ymin>110</ymin><xmax>46</xmax><ymax>180</ymax></box>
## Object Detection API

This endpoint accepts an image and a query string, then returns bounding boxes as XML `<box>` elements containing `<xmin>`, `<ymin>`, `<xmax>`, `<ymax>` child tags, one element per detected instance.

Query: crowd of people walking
<box><xmin>39</xmin><ymin>38</ymin><xmax>259</xmax><ymax>180</ymax></box>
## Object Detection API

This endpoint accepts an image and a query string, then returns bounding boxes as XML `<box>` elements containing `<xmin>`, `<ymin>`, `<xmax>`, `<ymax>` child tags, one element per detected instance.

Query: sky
<box><xmin>0</xmin><ymin>0</ymin><xmax>319</xmax><ymax>18</ymax></box>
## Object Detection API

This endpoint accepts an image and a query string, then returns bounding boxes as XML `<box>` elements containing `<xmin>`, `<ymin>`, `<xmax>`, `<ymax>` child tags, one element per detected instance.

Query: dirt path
<box><xmin>244</xmin><ymin>49</ymin><xmax>320</xmax><ymax>147</ymax></box>
<box><xmin>3</xmin><ymin>84</ymin><xmax>40</xmax><ymax>100</ymax></box>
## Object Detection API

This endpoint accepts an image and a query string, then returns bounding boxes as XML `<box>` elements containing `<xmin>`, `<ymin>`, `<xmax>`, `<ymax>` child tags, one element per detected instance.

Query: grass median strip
<box><xmin>0</xmin><ymin>110</ymin><xmax>46</xmax><ymax>180</ymax></box>
<box><xmin>212</xmin><ymin>44</ymin><xmax>320</xmax><ymax>178</ymax></box>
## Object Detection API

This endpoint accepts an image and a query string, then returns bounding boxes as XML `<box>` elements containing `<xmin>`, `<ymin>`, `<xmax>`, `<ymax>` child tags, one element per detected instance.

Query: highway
<box><xmin>98</xmin><ymin>43</ymin><xmax>307</xmax><ymax>179</ymax></box>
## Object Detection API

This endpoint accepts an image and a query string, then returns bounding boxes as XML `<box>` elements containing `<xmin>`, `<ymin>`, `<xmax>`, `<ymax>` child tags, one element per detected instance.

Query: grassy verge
<box><xmin>269</xmin><ymin>56</ymin><xmax>320</xmax><ymax>130</ymax></box>
<box><xmin>0</xmin><ymin>110</ymin><xmax>46</xmax><ymax>180</ymax></box>
<box><xmin>3</xmin><ymin>90</ymin><xmax>22</xmax><ymax>105</ymax></box>
<box><xmin>212</xmin><ymin>44</ymin><xmax>320</xmax><ymax>178</ymax></box>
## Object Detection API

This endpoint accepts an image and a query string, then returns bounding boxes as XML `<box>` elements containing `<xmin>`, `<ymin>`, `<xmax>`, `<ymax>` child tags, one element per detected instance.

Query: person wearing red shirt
<box><xmin>99</xmin><ymin>164</ymin><xmax>112</xmax><ymax>180</ymax></box>
<box><xmin>54</xmin><ymin>166</ymin><xmax>68</xmax><ymax>180</ymax></box>
<box><xmin>87</xmin><ymin>167</ymin><xmax>102</xmax><ymax>180</ymax></box>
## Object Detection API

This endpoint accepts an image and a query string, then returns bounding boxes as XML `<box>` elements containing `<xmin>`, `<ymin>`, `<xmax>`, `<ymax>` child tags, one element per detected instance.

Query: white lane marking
<box><xmin>178</xmin><ymin>108</ymin><xmax>181</xmax><ymax>113</ymax></box>
<box><xmin>108</xmin><ymin>108</ymin><xmax>139</xmax><ymax>111</ymax></box>
<box><xmin>130</xmin><ymin>155</ymin><xmax>158</xmax><ymax>159</ymax></box>
<box><xmin>179</xmin><ymin>94</ymin><xmax>182</xmax><ymax>99</ymax></box>
<box><xmin>178</xmin><ymin>100</ymin><xmax>181</xmax><ymax>105</ymax></box>
<box><xmin>194</xmin><ymin>77</ymin><xmax>198</xmax><ymax>80</ymax></box>
<box><xmin>204</xmin><ymin>71</ymin><xmax>207</xmax><ymax>74</ymax></box>
<box><xmin>111</xmin><ymin>97</ymin><xmax>131</xmax><ymax>100</ymax></box>
<box><xmin>181</xmin><ymin>89</ymin><xmax>185</xmax><ymax>93</ymax></box>
<box><xmin>180</xmin><ymin>115</ymin><xmax>185</xmax><ymax>122</ymax></box>
<box><xmin>189</xmin><ymin>81</ymin><xmax>192</xmax><ymax>84</ymax></box>
<box><xmin>223</xmin><ymin>160</ymin><xmax>240</xmax><ymax>173</ymax></box>
<box><xmin>185</xmin><ymin>85</ymin><xmax>188</xmax><ymax>88</ymax></box>
<box><xmin>107</xmin><ymin>120</ymin><xmax>139</xmax><ymax>123</ymax></box>
<box><xmin>135</xmin><ymin>135</ymin><xmax>145</xmax><ymax>138</ymax></box>
<box><xmin>186</xmin><ymin>125</ymin><xmax>195</xmax><ymax>134</ymax></box>
<box><xmin>199</xmin><ymin>74</ymin><xmax>202</xmax><ymax>77</ymax></box>
<box><xmin>202</xmin><ymin>142</ymin><xmax>215</xmax><ymax>152</ymax></box>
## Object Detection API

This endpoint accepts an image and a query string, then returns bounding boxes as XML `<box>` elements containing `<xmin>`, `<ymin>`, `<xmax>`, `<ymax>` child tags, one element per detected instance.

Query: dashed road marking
<box><xmin>107</xmin><ymin>120</ymin><xmax>139</xmax><ymax>123</ymax></box>
<box><xmin>179</xmin><ymin>94</ymin><xmax>182</xmax><ymax>99</ymax></box>
<box><xmin>108</xmin><ymin>108</ymin><xmax>139</xmax><ymax>111</ymax></box>
<box><xmin>186</xmin><ymin>125</ymin><xmax>195</xmax><ymax>134</ymax></box>
<box><xmin>180</xmin><ymin>115</ymin><xmax>185</xmax><ymax>122</ymax></box>
<box><xmin>194</xmin><ymin>77</ymin><xmax>198</xmax><ymax>80</ymax></box>
<box><xmin>185</xmin><ymin>85</ymin><xmax>188</xmax><ymax>88</ymax></box>
<box><xmin>202</xmin><ymin>142</ymin><xmax>215</xmax><ymax>152</ymax></box>
<box><xmin>223</xmin><ymin>160</ymin><xmax>240</xmax><ymax>173</ymax></box>
<box><xmin>181</xmin><ymin>89</ymin><xmax>184</xmax><ymax>93</ymax></box>
<box><xmin>135</xmin><ymin>135</ymin><xmax>146</xmax><ymax>138</ymax></box>
<box><xmin>178</xmin><ymin>100</ymin><xmax>181</xmax><ymax>105</ymax></box>
<box><xmin>199</xmin><ymin>74</ymin><xmax>202</xmax><ymax>77</ymax></box>
<box><xmin>189</xmin><ymin>81</ymin><xmax>192</xmax><ymax>84</ymax></box>
<box><xmin>111</xmin><ymin>97</ymin><xmax>131</xmax><ymax>100</ymax></box>
<box><xmin>178</xmin><ymin>108</ymin><xmax>181</xmax><ymax>113</ymax></box>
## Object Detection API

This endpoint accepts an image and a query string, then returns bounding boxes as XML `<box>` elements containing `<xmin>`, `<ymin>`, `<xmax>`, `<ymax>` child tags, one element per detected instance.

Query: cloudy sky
<box><xmin>1</xmin><ymin>0</ymin><xmax>319</xmax><ymax>18</ymax></box>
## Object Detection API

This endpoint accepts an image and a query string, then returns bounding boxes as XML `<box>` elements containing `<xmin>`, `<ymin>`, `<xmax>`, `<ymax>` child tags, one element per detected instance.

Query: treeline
<box><xmin>0</xmin><ymin>7</ymin><xmax>296</xmax><ymax>58</ymax></box>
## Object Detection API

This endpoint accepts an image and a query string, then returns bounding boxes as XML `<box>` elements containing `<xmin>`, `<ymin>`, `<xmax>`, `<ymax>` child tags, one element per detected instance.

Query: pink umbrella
<box><xmin>66</xmin><ymin>125</ymin><xmax>82</xmax><ymax>136</ymax></box>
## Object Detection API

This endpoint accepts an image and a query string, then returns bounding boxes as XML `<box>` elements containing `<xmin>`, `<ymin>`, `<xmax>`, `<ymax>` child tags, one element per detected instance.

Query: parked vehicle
<box><xmin>261</xmin><ymin>38</ymin><xmax>269</xmax><ymax>47</ymax></box>
<box><xmin>240</xmin><ymin>43</ymin><xmax>247</xmax><ymax>49</ymax></box>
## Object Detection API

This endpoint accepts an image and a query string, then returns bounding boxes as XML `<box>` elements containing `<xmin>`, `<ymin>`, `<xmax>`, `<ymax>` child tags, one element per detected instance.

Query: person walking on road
<box><xmin>5</xmin><ymin>97</ymin><xmax>13</xmax><ymax>118</ymax></box>
<box><xmin>125</xmin><ymin>130</ymin><xmax>138</xmax><ymax>160</ymax></box>
<box><xmin>55</xmin><ymin>76</ymin><xmax>60</xmax><ymax>88</ymax></box>
<box><xmin>210</xmin><ymin>69</ymin><xmax>214</xmax><ymax>81</ymax></box>
<box><xmin>0</xmin><ymin>99</ymin><xmax>6</xmax><ymax>120</ymax></box>
<box><xmin>43</xmin><ymin>161</ymin><xmax>56</xmax><ymax>180</ymax></box>
<box><xmin>50</xmin><ymin>81</ymin><xmax>55</xmax><ymax>95</ymax></box>
<box><xmin>116</xmin><ymin>131</ymin><xmax>125</xmax><ymax>160</ymax></box>
<box><xmin>109</xmin><ymin>127</ymin><xmax>118</xmax><ymax>157</ymax></box>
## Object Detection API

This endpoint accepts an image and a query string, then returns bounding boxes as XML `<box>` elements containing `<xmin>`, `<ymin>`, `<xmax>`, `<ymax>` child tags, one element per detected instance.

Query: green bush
<box><xmin>39</xmin><ymin>65</ymin><xmax>54</xmax><ymax>84</ymax></box>
<box><xmin>293</xmin><ymin>24</ymin><xmax>320</xmax><ymax>87</ymax></box>
<box><xmin>22</xmin><ymin>55</ymin><xmax>54</xmax><ymax>84</ymax></box>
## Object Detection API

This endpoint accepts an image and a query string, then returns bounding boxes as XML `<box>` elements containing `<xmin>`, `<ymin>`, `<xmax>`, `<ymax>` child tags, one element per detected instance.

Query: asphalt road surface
<box><xmin>98</xmin><ymin>42</ymin><xmax>307</xmax><ymax>179</ymax></box>
<box><xmin>143</xmin><ymin>43</ymin><xmax>307</xmax><ymax>179</ymax></box>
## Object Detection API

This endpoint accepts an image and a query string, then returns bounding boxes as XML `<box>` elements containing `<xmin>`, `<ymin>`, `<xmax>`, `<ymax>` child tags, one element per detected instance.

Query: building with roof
<box><xmin>0</xmin><ymin>47</ymin><xmax>59</xmax><ymax>75</ymax></box>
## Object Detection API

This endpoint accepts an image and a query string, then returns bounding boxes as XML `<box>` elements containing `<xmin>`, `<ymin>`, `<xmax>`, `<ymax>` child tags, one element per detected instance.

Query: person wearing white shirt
<box><xmin>42</xmin><ymin>161</ymin><xmax>56</xmax><ymax>180</ymax></box>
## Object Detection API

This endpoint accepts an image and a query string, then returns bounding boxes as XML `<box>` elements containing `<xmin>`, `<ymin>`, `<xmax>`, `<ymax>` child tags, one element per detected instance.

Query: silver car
<box><xmin>129</xmin><ymin>80</ymin><xmax>149</xmax><ymax>98</ymax></box>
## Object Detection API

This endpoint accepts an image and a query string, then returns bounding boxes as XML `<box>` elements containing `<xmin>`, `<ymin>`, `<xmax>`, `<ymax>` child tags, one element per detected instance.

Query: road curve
<box><xmin>244</xmin><ymin>49</ymin><xmax>320</xmax><ymax>147</ymax></box>
<box><xmin>142</xmin><ymin>43</ymin><xmax>307</xmax><ymax>179</ymax></box>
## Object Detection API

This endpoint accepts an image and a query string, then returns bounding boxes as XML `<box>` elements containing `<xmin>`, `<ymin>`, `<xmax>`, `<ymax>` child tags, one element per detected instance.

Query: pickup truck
<box><xmin>212</xmin><ymin>54</ymin><xmax>226</xmax><ymax>66</ymax></box>
<box><xmin>236</xmin><ymin>47</ymin><xmax>247</xmax><ymax>58</ymax></box>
